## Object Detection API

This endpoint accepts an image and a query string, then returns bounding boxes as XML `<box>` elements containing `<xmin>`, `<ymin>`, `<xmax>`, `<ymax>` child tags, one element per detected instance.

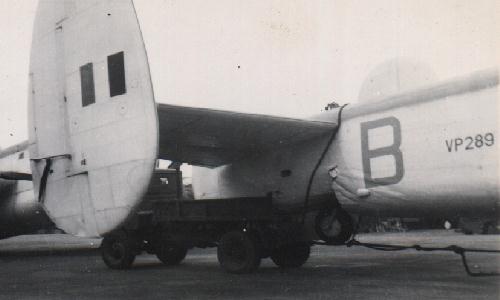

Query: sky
<box><xmin>0</xmin><ymin>0</ymin><xmax>498</xmax><ymax>149</ymax></box>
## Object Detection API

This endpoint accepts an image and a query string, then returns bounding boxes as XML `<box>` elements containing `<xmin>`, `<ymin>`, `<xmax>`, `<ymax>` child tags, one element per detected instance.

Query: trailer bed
<box><xmin>152</xmin><ymin>197</ymin><xmax>273</xmax><ymax>222</ymax></box>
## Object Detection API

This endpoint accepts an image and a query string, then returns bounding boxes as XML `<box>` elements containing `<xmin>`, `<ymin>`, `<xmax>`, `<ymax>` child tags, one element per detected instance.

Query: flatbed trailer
<box><xmin>152</xmin><ymin>197</ymin><xmax>274</xmax><ymax>222</ymax></box>
<box><xmin>99</xmin><ymin>170</ymin><xmax>353</xmax><ymax>273</ymax></box>
<box><xmin>100</xmin><ymin>196</ymin><xmax>327</xmax><ymax>273</ymax></box>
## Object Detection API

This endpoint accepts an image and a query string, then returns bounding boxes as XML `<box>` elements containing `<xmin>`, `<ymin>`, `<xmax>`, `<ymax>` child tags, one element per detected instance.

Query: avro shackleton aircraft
<box><xmin>0</xmin><ymin>0</ymin><xmax>498</xmax><ymax>273</ymax></box>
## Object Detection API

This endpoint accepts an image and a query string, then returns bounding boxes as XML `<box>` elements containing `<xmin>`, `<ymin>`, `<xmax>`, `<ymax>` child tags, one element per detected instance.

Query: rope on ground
<box><xmin>316</xmin><ymin>238</ymin><xmax>500</xmax><ymax>277</ymax></box>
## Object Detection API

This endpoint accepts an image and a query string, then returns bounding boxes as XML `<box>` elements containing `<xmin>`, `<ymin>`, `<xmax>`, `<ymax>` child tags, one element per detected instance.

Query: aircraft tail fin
<box><xmin>28</xmin><ymin>1</ymin><xmax>158</xmax><ymax>237</ymax></box>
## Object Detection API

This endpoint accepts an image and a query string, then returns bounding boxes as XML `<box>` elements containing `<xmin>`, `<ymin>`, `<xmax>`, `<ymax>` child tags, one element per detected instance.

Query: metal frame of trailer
<box><xmin>100</xmin><ymin>194</ymin><xmax>354</xmax><ymax>274</ymax></box>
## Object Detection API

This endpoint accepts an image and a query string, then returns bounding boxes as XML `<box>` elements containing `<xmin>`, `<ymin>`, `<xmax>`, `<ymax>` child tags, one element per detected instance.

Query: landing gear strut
<box><xmin>315</xmin><ymin>208</ymin><xmax>354</xmax><ymax>245</ymax></box>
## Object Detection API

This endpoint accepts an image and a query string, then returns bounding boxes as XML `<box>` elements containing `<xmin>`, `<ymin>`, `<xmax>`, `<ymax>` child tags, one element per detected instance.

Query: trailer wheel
<box><xmin>315</xmin><ymin>208</ymin><xmax>353</xmax><ymax>245</ymax></box>
<box><xmin>155</xmin><ymin>241</ymin><xmax>188</xmax><ymax>266</ymax></box>
<box><xmin>271</xmin><ymin>243</ymin><xmax>311</xmax><ymax>268</ymax></box>
<box><xmin>217</xmin><ymin>230</ymin><xmax>261</xmax><ymax>274</ymax></box>
<box><xmin>101</xmin><ymin>231</ymin><xmax>138</xmax><ymax>270</ymax></box>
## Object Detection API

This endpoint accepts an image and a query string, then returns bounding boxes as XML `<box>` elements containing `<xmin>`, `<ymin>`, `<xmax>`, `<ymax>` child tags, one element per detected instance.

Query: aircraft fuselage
<box><xmin>193</xmin><ymin>69</ymin><xmax>499</xmax><ymax>219</ymax></box>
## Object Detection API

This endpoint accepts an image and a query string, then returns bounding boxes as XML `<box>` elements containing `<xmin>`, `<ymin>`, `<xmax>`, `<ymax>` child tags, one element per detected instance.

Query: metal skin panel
<box><xmin>330</xmin><ymin>81</ymin><xmax>499</xmax><ymax>217</ymax></box>
<box><xmin>193</xmin><ymin>70</ymin><xmax>499</xmax><ymax>218</ymax></box>
<box><xmin>28</xmin><ymin>0</ymin><xmax>158</xmax><ymax>237</ymax></box>
<box><xmin>192</xmin><ymin>134</ymin><xmax>333</xmax><ymax>209</ymax></box>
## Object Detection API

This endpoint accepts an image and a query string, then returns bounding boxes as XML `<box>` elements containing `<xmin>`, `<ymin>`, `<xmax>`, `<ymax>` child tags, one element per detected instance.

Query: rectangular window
<box><xmin>80</xmin><ymin>63</ymin><xmax>96</xmax><ymax>107</ymax></box>
<box><xmin>107</xmin><ymin>51</ymin><xmax>126</xmax><ymax>97</ymax></box>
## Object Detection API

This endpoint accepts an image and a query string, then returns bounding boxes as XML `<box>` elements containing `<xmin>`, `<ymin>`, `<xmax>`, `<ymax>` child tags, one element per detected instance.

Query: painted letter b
<box><xmin>360</xmin><ymin>117</ymin><xmax>404</xmax><ymax>189</ymax></box>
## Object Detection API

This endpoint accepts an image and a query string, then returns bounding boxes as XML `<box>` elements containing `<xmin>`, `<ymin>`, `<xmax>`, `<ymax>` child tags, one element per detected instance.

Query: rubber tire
<box><xmin>271</xmin><ymin>243</ymin><xmax>311</xmax><ymax>268</ymax></box>
<box><xmin>217</xmin><ymin>231</ymin><xmax>261</xmax><ymax>274</ymax></box>
<box><xmin>155</xmin><ymin>241</ymin><xmax>188</xmax><ymax>266</ymax></box>
<box><xmin>101</xmin><ymin>231</ymin><xmax>137</xmax><ymax>270</ymax></box>
<box><xmin>315</xmin><ymin>208</ymin><xmax>354</xmax><ymax>245</ymax></box>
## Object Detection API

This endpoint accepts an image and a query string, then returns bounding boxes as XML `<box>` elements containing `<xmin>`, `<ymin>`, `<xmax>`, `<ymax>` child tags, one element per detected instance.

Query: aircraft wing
<box><xmin>157</xmin><ymin>104</ymin><xmax>338</xmax><ymax>167</ymax></box>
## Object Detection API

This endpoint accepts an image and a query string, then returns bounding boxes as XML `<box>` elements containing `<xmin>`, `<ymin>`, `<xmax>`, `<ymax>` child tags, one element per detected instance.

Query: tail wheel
<box><xmin>101</xmin><ymin>230</ymin><xmax>139</xmax><ymax>270</ymax></box>
<box><xmin>271</xmin><ymin>243</ymin><xmax>311</xmax><ymax>268</ymax></box>
<box><xmin>315</xmin><ymin>208</ymin><xmax>354</xmax><ymax>245</ymax></box>
<box><xmin>155</xmin><ymin>241</ymin><xmax>188</xmax><ymax>266</ymax></box>
<box><xmin>217</xmin><ymin>230</ymin><xmax>261</xmax><ymax>274</ymax></box>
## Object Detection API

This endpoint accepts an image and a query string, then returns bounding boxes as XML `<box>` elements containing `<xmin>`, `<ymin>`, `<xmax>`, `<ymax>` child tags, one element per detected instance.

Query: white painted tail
<box><xmin>28</xmin><ymin>0</ymin><xmax>158</xmax><ymax>237</ymax></box>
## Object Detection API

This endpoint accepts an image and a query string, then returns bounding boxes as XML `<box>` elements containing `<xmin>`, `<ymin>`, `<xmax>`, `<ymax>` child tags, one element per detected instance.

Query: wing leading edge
<box><xmin>157</xmin><ymin>104</ymin><xmax>338</xmax><ymax>167</ymax></box>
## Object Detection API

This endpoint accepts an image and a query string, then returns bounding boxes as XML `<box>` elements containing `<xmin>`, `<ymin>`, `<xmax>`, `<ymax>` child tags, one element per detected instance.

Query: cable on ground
<box><xmin>315</xmin><ymin>238</ymin><xmax>500</xmax><ymax>277</ymax></box>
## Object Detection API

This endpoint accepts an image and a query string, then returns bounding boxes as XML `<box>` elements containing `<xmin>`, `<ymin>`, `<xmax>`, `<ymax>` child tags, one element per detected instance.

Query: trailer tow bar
<box><xmin>314</xmin><ymin>239</ymin><xmax>500</xmax><ymax>277</ymax></box>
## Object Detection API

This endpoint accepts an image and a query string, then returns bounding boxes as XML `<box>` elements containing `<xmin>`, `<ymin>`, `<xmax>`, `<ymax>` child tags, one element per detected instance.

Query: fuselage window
<box><xmin>80</xmin><ymin>63</ymin><xmax>96</xmax><ymax>107</ymax></box>
<box><xmin>107</xmin><ymin>51</ymin><xmax>126</xmax><ymax>97</ymax></box>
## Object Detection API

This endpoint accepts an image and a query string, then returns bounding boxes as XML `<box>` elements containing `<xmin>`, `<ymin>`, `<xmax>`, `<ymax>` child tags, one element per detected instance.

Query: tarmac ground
<box><xmin>0</xmin><ymin>230</ymin><xmax>498</xmax><ymax>300</ymax></box>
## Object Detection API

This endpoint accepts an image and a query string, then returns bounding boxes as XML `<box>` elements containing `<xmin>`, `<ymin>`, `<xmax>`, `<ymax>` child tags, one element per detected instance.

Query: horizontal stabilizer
<box><xmin>0</xmin><ymin>172</ymin><xmax>33</xmax><ymax>181</ymax></box>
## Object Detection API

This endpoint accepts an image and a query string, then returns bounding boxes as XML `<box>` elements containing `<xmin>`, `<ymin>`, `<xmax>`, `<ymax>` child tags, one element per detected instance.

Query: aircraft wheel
<box><xmin>217</xmin><ymin>230</ymin><xmax>261</xmax><ymax>274</ymax></box>
<box><xmin>315</xmin><ymin>208</ymin><xmax>354</xmax><ymax>245</ymax></box>
<box><xmin>155</xmin><ymin>241</ymin><xmax>188</xmax><ymax>266</ymax></box>
<box><xmin>271</xmin><ymin>243</ymin><xmax>311</xmax><ymax>268</ymax></box>
<box><xmin>101</xmin><ymin>231</ymin><xmax>138</xmax><ymax>270</ymax></box>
